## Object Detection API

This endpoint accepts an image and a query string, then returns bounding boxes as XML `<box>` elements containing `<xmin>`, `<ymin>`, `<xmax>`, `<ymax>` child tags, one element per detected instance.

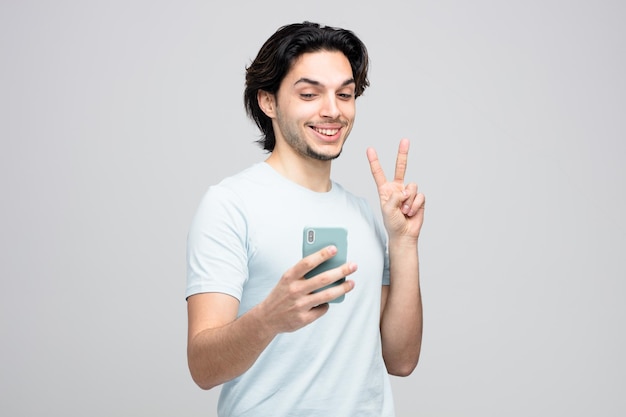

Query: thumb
<box><xmin>384</xmin><ymin>187</ymin><xmax>408</xmax><ymax>211</ymax></box>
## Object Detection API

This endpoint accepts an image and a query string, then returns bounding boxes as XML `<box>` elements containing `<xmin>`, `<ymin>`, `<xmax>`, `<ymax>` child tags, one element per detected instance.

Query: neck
<box><xmin>265</xmin><ymin>148</ymin><xmax>332</xmax><ymax>193</ymax></box>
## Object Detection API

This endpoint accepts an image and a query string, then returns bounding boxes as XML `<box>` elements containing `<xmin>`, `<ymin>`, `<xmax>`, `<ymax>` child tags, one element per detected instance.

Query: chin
<box><xmin>307</xmin><ymin>148</ymin><xmax>342</xmax><ymax>161</ymax></box>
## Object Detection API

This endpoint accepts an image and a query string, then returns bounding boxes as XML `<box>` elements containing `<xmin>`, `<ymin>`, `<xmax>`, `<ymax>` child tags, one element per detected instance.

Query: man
<box><xmin>186</xmin><ymin>22</ymin><xmax>425</xmax><ymax>416</ymax></box>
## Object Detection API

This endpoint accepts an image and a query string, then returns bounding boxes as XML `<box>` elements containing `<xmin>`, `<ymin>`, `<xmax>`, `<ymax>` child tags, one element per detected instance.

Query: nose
<box><xmin>320</xmin><ymin>94</ymin><xmax>340</xmax><ymax>119</ymax></box>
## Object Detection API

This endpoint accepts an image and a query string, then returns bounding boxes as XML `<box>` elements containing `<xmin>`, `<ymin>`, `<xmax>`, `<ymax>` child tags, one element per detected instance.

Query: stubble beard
<box><xmin>290</xmin><ymin>130</ymin><xmax>344</xmax><ymax>161</ymax></box>
<box><xmin>305</xmin><ymin>143</ymin><xmax>343</xmax><ymax>161</ymax></box>
<box><xmin>276</xmin><ymin>114</ymin><xmax>347</xmax><ymax>162</ymax></box>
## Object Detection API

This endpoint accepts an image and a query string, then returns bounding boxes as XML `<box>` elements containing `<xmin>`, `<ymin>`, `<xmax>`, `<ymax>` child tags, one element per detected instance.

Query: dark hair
<box><xmin>244</xmin><ymin>22</ymin><xmax>370</xmax><ymax>151</ymax></box>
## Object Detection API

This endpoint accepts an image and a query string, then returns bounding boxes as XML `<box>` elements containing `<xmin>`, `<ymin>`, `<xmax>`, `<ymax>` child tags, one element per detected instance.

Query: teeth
<box><xmin>314</xmin><ymin>127</ymin><xmax>339</xmax><ymax>136</ymax></box>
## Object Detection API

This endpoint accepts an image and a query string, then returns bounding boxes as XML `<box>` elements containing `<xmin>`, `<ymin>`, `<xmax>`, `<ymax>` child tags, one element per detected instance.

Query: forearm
<box><xmin>187</xmin><ymin>304</ymin><xmax>277</xmax><ymax>390</ymax></box>
<box><xmin>380</xmin><ymin>236</ymin><xmax>423</xmax><ymax>376</ymax></box>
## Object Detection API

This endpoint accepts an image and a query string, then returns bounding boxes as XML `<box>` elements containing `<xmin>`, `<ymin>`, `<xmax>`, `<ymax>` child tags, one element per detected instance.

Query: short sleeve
<box><xmin>186</xmin><ymin>185</ymin><xmax>249</xmax><ymax>300</ymax></box>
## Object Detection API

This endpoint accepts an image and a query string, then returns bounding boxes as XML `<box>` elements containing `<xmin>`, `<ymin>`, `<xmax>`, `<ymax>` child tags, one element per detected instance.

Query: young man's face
<box><xmin>270</xmin><ymin>50</ymin><xmax>356</xmax><ymax>161</ymax></box>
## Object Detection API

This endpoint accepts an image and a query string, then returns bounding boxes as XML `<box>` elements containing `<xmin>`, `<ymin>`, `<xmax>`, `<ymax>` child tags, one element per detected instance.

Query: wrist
<box><xmin>388</xmin><ymin>234</ymin><xmax>419</xmax><ymax>250</ymax></box>
<box><xmin>247</xmin><ymin>302</ymin><xmax>281</xmax><ymax>341</ymax></box>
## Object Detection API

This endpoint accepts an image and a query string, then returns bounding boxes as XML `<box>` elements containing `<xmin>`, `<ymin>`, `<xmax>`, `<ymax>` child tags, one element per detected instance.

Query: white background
<box><xmin>1</xmin><ymin>0</ymin><xmax>625</xmax><ymax>415</ymax></box>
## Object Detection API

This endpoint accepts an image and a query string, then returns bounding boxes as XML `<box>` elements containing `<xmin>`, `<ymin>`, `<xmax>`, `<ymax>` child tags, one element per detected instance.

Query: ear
<box><xmin>257</xmin><ymin>90</ymin><xmax>277</xmax><ymax>118</ymax></box>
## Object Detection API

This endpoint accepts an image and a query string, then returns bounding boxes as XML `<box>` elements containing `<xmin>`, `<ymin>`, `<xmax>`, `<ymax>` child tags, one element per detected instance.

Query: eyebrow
<box><xmin>294</xmin><ymin>77</ymin><xmax>356</xmax><ymax>88</ymax></box>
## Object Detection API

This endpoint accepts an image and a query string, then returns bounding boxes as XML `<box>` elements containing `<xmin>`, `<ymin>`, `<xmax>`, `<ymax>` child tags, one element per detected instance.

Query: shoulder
<box><xmin>200</xmin><ymin>163</ymin><xmax>270</xmax><ymax>203</ymax></box>
<box><xmin>214</xmin><ymin>163</ymin><xmax>268</xmax><ymax>190</ymax></box>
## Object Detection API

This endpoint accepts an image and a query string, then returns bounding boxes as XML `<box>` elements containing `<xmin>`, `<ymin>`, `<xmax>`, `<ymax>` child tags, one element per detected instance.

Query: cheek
<box><xmin>340</xmin><ymin>102</ymin><xmax>356</xmax><ymax>120</ymax></box>
<box><xmin>343</xmin><ymin>124</ymin><xmax>355</xmax><ymax>139</ymax></box>
<box><xmin>280</xmin><ymin>98</ymin><xmax>315</xmax><ymax>120</ymax></box>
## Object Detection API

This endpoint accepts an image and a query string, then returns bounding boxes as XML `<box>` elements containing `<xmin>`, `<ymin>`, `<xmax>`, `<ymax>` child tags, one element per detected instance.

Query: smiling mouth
<box><xmin>311</xmin><ymin>127</ymin><xmax>340</xmax><ymax>136</ymax></box>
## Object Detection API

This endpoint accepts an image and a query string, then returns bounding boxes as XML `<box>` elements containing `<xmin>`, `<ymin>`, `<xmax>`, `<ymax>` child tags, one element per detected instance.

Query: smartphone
<box><xmin>302</xmin><ymin>227</ymin><xmax>348</xmax><ymax>303</ymax></box>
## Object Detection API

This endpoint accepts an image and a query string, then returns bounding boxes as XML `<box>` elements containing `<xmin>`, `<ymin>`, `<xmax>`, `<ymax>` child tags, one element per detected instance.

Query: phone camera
<box><xmin>307</xmin><ymin>229</ymin><xmax>315</xmax><ymax>244</ymax></box>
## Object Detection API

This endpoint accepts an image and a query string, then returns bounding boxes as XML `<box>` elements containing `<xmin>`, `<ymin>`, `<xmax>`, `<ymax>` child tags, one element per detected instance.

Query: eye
<box><xmin>300</xmin><ymin>93</ymin><xmax>317</xmax><ymax>100</ymax></box>
<box><xmin>337</xmin><ymin>92</ymin><xmax>354</xmax><ymax>100</ymax></box>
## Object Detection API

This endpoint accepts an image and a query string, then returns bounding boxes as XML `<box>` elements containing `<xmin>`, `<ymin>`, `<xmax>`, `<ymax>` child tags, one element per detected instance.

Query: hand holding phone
<box><xmin>302</xmin><ymin>227</ymin><xmax>348</xmax><ymax>303</ymax></box>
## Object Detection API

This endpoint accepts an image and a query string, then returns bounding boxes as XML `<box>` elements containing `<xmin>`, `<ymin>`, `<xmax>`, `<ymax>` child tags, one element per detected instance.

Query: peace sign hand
<box><xmin>367</xmin><ymin>139</ymin><xmax>425</xmax><ymax>241</ymax></box>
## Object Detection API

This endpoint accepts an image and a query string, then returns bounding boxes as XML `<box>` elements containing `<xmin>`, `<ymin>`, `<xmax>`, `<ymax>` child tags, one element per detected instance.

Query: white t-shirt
<box><xmin>186</xmin><ymin>162</ymin><xmax>394</xmax><ymax>417</ymax></box>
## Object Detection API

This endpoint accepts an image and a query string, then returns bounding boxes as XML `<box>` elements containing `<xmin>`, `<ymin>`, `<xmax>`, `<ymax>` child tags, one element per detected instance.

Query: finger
<box><xmin>380</xmin><ymin>187</ymin><xmax>409</xmax><ymax>215</ymax></box>
<box><xmin>291</xmin><ymin>302</ymin><xmax>330</xmax><ymax>329</ymax></box>
<box><xmin>292</xmin><ymin>245</ymin><xmax>338</xmax><ymax>279</ymax></box>
<box><xmin>308</xmin><ymin>277</ymin><xmax>356</xmax><ymax>306</ymax></box>
<box><xmin>303</xmin><ymin>262</ymin><xmax>357</xmax><ymax>306</ymax></box>
<box><xmin>366</xmin><ymin>147</ymin><xmax>387</xmax><ymax>188</ymax></box>
<box><xmin>401</xmin><ymin>183</ymin><xmax>418</xmax><ymax>215</ymax></box>
<box><xmin>400</xmin><ymin>185</ymin><xmax>424</xmax><ymax>217</ymax></box>
<box><xmin>407</xmin><ymin>192</ymin><xmax>425</xmax><ymax>217</ymax></box>
<box><xmin>304</xmin><ymin>261</ymin><xmax>357</xmax><ymax>292</ymax></box>
<box><xmin>310</xmin><ymin>302</ymin><xmax>330</xmax><ymax>316</ymax></box>
<box><xmin>394</xmin><ymin>138</ymin><xmax>410</xmax><ymax>184</ymax></box>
